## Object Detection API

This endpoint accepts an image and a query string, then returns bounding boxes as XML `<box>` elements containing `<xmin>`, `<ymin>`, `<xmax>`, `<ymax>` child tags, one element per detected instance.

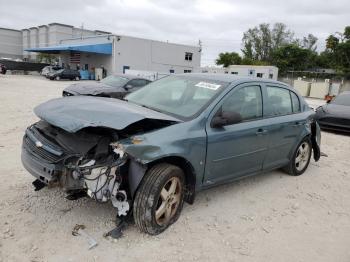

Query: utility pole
<box><xmin>198</xmin><ymin>39</ymin><xmax>202</xmax><ymax>52</ymax></box>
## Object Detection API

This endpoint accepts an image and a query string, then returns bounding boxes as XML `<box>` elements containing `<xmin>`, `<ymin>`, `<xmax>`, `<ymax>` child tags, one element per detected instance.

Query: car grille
<box><xmin>24</xmin><ymin>127</ymin><xmax>66</xmax><ymax>163</ymax></box>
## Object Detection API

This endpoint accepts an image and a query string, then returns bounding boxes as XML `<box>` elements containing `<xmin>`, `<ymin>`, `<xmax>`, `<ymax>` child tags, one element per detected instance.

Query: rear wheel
<box><xmin>133</xmin><ymin>163</ymin><xmax>185</xmax><ymax>235</ymax></box>
<box><xmin>284</xmin><ymin>137</ymin><xmax>312</xmax><ymax>176</ymax></box>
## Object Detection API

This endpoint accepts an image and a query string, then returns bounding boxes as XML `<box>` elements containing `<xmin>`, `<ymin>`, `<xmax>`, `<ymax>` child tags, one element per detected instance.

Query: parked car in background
<box><xmin>41</xmin><ymin>65</ymin><xmax>62</xmax><ymax>77</ymax></box>
<box><xmin>0</xmin><ymin>63</ymin><xmax>7</xmax><ymax>74</ymax></box>
<box><xmin>315</xmin><ymin>91</ymin><xmax>350</xmax><ymax>133</ymax></box>
<box><xmin>62</xmin><ymin>74</ymin><xmax>151</xmax><ymax>98</ymax></box>
<box><xmin>48</xmin><ymin>69</ymin><xmax>81</xmax><ymax>81</ymax></box>
<box><xmin>21</xmin><ymin>74</ymin><xmax>321</xmax><ymax>235</ymax></box>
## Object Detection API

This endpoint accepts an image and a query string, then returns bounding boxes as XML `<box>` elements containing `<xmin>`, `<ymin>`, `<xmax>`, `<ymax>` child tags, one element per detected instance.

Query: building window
<box><xmin>184</xmin><ymin>69</ymin><xmax>192</xmax><ymax>73</ymax></box>
<box><xmin>269</xmin><ymin>74</ymin><xmax>273</xmax><ymax>79</ymax></box>
<box><xmin>231</xmin><ymin>72</ymin><xmax>238</xmax><ymax>75</ymax></box>
<box><xmin>185</xmin><ymin>52</ymin><xmax>193</xmax><ymax>61</ymax></box>
<box><xmin>257</xmin><ymin>73</ymin><xmax>263</xmax><ymax>78</ymax></box>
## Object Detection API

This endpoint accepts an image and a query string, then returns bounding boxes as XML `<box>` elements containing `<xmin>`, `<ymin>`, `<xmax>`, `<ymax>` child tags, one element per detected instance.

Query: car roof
<box><xmin>176</xmin><ymin>73</ymin><xmax>288</xmax><ymax>87</ymax></box>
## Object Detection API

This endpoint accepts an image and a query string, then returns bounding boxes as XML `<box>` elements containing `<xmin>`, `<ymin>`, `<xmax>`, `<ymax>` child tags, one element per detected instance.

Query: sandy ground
<box><xmin>0</xmin><ymin>75</ymin><xmax>350</xmax><ymax>262</ymax></box>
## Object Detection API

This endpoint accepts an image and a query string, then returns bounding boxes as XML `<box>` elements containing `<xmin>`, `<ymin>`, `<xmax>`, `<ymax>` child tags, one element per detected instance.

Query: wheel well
<box><xmin>148</xmin><ymin>156</ymin><xmax>196</xmax><ymax>204</ymax></box>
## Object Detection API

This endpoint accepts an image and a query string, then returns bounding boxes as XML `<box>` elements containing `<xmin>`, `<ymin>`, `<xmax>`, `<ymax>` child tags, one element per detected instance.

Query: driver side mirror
<box><xmin>211</xmin><ymin>111</ymin><xmax>243</xmax><ymax>128</ymax></box>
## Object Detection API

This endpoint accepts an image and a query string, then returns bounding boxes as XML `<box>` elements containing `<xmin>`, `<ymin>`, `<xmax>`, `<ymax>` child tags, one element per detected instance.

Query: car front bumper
<box><xmin>21</xmin><ymin>144</ymin><xmax>58</xmax><ymax>185</ymax></box>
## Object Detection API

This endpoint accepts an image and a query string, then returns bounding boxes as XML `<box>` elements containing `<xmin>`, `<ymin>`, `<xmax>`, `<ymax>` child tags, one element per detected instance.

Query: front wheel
<box><xmin>133</xmin><ymin>163</ymin><xmax>185</xmax><ymax>235</ymax></box>
<box><xmin>284</xmin><ymin>137</ymin><xmax>312</xmax><ymax>176</ymax></box>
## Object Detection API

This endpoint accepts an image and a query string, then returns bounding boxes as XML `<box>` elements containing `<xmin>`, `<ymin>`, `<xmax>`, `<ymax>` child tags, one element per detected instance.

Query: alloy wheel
<box><xmin>155</xmin><ymin>177</ymin><xmax>182</xmax><ymax>226</ymax></box>
<box><xmin>295</xmin><ymin>142</ymin><xmax>311</xmax><ymax>171</ymax></box>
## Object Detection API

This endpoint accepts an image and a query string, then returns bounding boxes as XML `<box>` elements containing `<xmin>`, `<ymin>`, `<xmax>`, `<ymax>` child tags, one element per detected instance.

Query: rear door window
<box><xmin>266</xmin><ymin>86</ymin><xmax>293</xmax><ymax>116</ymax></box>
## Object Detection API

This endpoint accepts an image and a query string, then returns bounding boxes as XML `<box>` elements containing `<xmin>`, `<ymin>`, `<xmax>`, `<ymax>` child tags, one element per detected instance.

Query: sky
<box><xmin>0</xmin><ymin>0</ymin><xmax>349</xmax><ymax>66</ymax></box>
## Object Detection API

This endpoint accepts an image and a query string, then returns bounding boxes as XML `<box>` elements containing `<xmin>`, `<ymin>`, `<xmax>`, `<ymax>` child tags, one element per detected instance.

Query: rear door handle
<box><xmin>256</xmin><ymin>129</ymin><xmax>268</xmax><ymax>135</ymax></box>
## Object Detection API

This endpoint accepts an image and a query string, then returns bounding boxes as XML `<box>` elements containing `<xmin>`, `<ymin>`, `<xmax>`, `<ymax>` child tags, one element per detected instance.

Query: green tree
<box><xmin>242</xmin><ymin>23</ymin><xmax>294</xmax><ymax>62</ymax></box>
<box><xmin>344</xmin><ymin>26</ymin><xmax>350</xmax><ymax>40</ymax></box>
<box><xmin>215</xmin><ymin>52</ymin><xmax>242</xmax><ymax>67</ymax></box>
<box><xmin>326</xmin><ymin>35</ymin><xmax>339</xmax><ymax>51</ymax></box>
<box><xmin>322</xmin><ymin>27</ymin><xmax>350</xmax><ymax>77</ymax></box>
<box><xmin>336</xmin><ymin>41</ymin><xmax>350</xmax><ymax>75</ymax></box>
<box><xmin>272</xmin><ymin>44</ymin><xmax>317</xmax><ymax>75</ymax></box>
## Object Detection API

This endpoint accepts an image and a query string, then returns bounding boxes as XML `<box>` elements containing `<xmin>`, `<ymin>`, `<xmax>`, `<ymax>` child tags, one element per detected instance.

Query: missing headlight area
<box><xmin>69</xmin><ymin>152</ymin><xmax>130</xmax><ymax>216</ymax></box>
<box><xmin>21</xmin><ymin>120</ymin><xmax>160</xmax><ymax>218</ymax></box>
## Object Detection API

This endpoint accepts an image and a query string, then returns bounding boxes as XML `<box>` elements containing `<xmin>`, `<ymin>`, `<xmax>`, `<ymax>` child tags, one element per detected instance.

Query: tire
<box><xmin>55</xmin><ymin>76</ymin><xmax>60</xmax><ymax>81</ymax></box>
<box><xmin>133</xmin><ymin>163</ymin><xmax>185</xmax><ymax>235</ymax></box>
<box><xmin>283</xmin><ymin>136</ymin><xmax>312</xmax><ymax>176</ymax></box>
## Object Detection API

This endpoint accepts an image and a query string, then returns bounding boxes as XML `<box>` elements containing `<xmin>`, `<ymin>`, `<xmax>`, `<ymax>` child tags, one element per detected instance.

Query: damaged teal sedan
<box><xmin>21</xmin><ymin>74</ymin><xmax>321</xmax><ymax>235</ymax></box>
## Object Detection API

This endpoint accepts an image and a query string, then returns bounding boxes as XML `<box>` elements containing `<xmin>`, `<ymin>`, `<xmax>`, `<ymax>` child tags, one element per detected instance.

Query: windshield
<box><xmin>100</xmin><ymin>75</ymin><xmax>129</xmax><ymax>87</ymax></box>
<box><xmin>331</xmin><ymin>93</ymin><xmax>350</xmax><ymax>106</ymax></box>
<box><xmin>125</xmin><ymin>75</ymin><xmax>228</xmax><ymax>119</ymax></box>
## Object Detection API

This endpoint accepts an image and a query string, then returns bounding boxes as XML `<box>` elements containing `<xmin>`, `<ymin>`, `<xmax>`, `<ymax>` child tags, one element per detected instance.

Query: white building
<box><xmin>198</xmin><ymin>65</ymin><xmax>279</xmax><ymax>80</ymax></box>
<box><xmin>0</xmin><ymin>27</ymin><xmax>23</xmax><ymax>59</ymax></box>
<box><xmin>0</xmin><ymin>23</ymin><xmax>201</xmax><ymax>75</ymax></box>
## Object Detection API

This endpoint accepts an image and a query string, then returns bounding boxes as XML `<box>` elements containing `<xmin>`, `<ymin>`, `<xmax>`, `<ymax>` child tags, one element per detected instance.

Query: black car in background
<box><xmin>315</xmin><ymin>91</ymin><xmax>350</xmax><ymax>133</ymax></box>
<box><xmin>48</xmin><ymin>69</ymin><xmax>81</xmax><ymax>81</ymax></box>
<box><xmin>0</xmin><ymin>63</ymin><xmax>7</xmax><ymax>74</ymax></box>
<box><xmin>62</xmin><ymin>74</ymin><xmax>151</xmax><ymax>98</ymax></box>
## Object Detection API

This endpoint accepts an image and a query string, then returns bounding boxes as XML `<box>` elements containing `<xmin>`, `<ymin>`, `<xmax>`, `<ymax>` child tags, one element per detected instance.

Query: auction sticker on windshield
<box><xmin>195</xmin><ymin>82</ymin><xmax>221</xmax><ymax>90</ymax></box>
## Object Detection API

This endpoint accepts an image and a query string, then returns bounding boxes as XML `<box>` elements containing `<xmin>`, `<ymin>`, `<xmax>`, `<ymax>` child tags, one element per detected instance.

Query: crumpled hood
<box><xmin>34</xmin><ymin>96</ymin><xmax>181</xmax><ymax>133</ymax></box>
<box><xmin>64</xmin><ymin>82</ymin><xmax>126</xmax><ymax>96</ymax></box>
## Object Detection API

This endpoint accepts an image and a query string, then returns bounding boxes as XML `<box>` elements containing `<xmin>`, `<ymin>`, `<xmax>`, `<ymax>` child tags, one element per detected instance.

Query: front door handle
<box><xmin>256</xmin><ymin>129</ymin><xmax>268</xmax><ymax>135</ymax></box>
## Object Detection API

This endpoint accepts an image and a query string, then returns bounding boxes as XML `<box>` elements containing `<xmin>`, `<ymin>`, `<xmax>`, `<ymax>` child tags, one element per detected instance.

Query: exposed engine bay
<box><xmin>22</xmin><ymin>119</ymin><xmax>175</xmax><ymax>217</ymax></box>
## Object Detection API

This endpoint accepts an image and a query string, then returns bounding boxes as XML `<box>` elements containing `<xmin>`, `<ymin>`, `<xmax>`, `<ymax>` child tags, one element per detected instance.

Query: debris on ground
<box><xmin>103</xmin><ymin>216</ymin><xmax>130</xmax><ymax>239</ymax></box>
<box><xmin>72</xmin><ymin>224</ymin><xmax>98</xmax><ymax>250</ymax></box>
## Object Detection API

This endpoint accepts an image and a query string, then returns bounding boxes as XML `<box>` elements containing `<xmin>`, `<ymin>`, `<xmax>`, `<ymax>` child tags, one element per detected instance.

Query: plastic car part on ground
<box><xmin>72</xmin><ymin>224</ymin><xmax>98</xmax><ymax>250</ymax></box>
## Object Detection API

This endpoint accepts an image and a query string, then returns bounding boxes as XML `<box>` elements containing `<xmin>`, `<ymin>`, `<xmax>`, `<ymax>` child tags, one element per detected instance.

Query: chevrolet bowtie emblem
<box><xmin>35</xmin><ymin>141</ymin><xmax>43</xmax><ymax>148</ymax></box>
